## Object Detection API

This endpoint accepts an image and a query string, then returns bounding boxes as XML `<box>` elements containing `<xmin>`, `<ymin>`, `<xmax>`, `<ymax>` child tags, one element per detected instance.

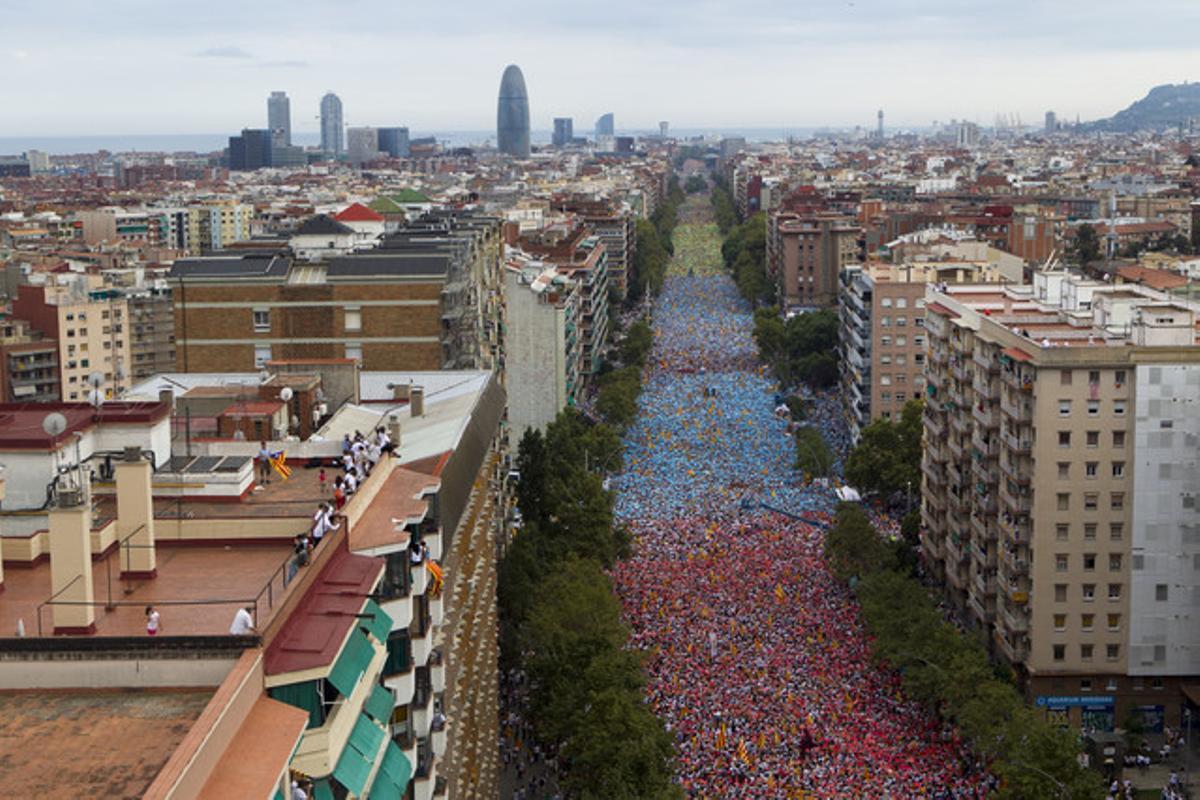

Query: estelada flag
<box><xmin>775</xmin><ymin>584</ymin><xmax>786</xmax><ymax>603</ymax></box>
<box><xmin>737</xmin><ymin>738</ymin><xmax>751</xmax><ymax>765</ymax></box>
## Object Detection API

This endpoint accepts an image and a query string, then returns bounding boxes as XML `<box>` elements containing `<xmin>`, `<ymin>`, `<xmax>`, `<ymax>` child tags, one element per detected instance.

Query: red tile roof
<box><xmin>264</xmin><ymin>544</ymin><xmax>384</xmax><ymax>676</ymax></box>
<box><xmin>925</xmin><ymin>301</ymin><xmax>960</xmax><ymax>318</ymax></box>
<box><xmin>1118</xmin><ymin>265</ymin><xmax>1189</xmax><ymax>291</ymax></box>
<box><xmin>335</xmin><ymin>203</ymin><xmax>385</xmax><ymax>223</ymax></box>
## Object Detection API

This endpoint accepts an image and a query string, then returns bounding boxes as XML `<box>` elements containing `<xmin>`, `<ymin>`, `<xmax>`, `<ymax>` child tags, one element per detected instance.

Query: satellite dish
<box><xmin>87</xmin><ymin>371</ymin><xmax>104</xmax><ymax>388</ymax></box>
<box><xmin>279</xmin><ymin>386</ymin><xmax>294</xmax><ymax>402</ymax></box>
<box><xmin>42</xmin><ymin>412</ymin><xmax>68</xmax><ymax>437</ymax></box>
<box><xmin>259</xmin><ymin>369</ymin><xmax>271</xmax><ymax>384</ymax></box>
<box><xmin>88</xmin><ymin>389</ymin><xmax>105</xmax><ymax>408</ymax></box>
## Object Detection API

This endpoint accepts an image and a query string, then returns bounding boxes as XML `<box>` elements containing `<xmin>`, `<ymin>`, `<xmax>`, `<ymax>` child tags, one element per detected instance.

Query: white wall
<box><xmin>1129</xmin><ymin>363</ymin><xmax>1200</xmax><ymax>676</ymax></box>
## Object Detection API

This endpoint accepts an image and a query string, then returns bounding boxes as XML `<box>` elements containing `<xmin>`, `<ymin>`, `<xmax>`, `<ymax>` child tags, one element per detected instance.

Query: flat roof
<box><xmin>350</xmin><ymin>467</ymin><xmax>441</xmax><ymax>553</ymax></box>
<box><xmin>0</xmin><ymin>688</ymin><xmax>213</xmax><ymax>798</ymax></box>
<box><xmin>0</xmin><ymin>401</ymin><xmax>170</xmax><ymax>450</ymax></box>
<box><xmin>198</xmin><ymin>696</ymin><xmax>308</xmax><ymax>800</ymax></box>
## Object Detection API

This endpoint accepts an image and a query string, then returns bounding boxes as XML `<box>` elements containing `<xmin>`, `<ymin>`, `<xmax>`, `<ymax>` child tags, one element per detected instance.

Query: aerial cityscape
<box><xmin>6</xmin><ymin>3</ymin><xmax>1200</xmax><ymax>799</ymax></box>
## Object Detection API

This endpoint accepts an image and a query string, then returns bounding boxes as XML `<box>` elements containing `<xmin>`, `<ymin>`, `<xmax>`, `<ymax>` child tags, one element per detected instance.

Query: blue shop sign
<box><xmin>1035</xmin><ymin>695</ymin><xmax>1115</xmax><ymax>708</ymax></box>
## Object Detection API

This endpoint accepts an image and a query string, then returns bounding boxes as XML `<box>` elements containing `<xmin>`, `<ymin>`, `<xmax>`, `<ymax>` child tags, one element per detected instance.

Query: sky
<box><xmin>3</xmin><ymin>0</ymin><xmax>1200</xmax><ymax>136</ymax></box>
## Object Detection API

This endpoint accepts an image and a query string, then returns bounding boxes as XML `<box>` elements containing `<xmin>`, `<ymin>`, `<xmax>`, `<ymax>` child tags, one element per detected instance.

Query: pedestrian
<box><xmin>230</xmin><ymin>605</ymin><xmax>257</xmax><ymax>635</ymax></box>
<box><xmin>145</xmin><ymin>605</ymin><xmax>160</xmax><ymax>636</ymax></box>
<box><xmin>318</xmin><ymin>467</ymin><xmax>328</xmax><ymax>494</ymax></box>
<box><xmin>257</xmin><ymin>441</ymin><xmax>273</xmax><ymax>484</ymax></box>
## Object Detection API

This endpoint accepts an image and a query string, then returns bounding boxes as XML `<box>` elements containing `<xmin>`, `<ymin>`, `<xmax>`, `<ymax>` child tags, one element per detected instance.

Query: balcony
<box><xmin>973</xmin><ymin>349</ymin><xmax>999</xmax><ymax>374</ymax></box>
<box><xmin>970</xmin><ymin>429</ymin><xmax>999</xmax><ymax>459</ymax></box>
<box><xmin>922</xmin><ymin>459</ymin><xmax>944</xmax><ymax>486</ymax></box>
<box><xmin>971</xmin><ymin>458</ymin><xmax>998</xmax><ymax>486</ymax></box>
<box><xmin>1002</xmin><ymin>368</ymin><xmax>1035</xmax><ymax>393</ymax></box>
<box><xmin>999</xmin><ymin>393</ymin><xmax>1033</xmax><ymax>422</ymax></box>
<box><xmin>968</xmin><ymin>591</ymin><xmax>995</xmax><ymax>625</ymax></box>
<box><xmin>413</xmin><ymin>743</ymin><xmax>436</xmax><ymax>800</ymax></box>
<box><xmin>998</xmin><ymin>601</ymin><xmax>1029</xmax><ymax>634</ymax></box>
<box><xmin>411</xmin><ymin>625</ymin><xmax>433</xmax><ymax>668</ymax></box>
<box><xmin>944</xmin><ymin>534</ymin><xmax>969</xmax><ymax>565</ymax></box>
<box><xmin>973</xmin><ymin>376</ymin><xmax>999</xmax><ymax>400</ymax></box>
<box><xmin>923</xmin><ymin>490</ymin><xmax>946</xmax><ymax>512</ymax></box>
<box><xmin>971</xmin><ymin>403</ymin><xmax>999</xmax><ymax>430</ymax></box>
<box><xmin>998</xmin><ymin>513</ymin><xmax>1030</xmax><ymax>542</ymax></box>
<box><xmin>430</xmin><ymin>649</ymin><xmax>445</xmax><ymax>694</ymax></box>
<box><xmin>430</xmin><ymin>593</ymin><xmax>444</xmax><ymax>626</ymax></box>
<box><xmin>994</xmin><ymin>632</ymin><xmax>1029</xmax><ymax>663</ymax></box>
<box><xmin>921</xmin><ymin>531</ymin><xmax>945</xmax><ymax>561</ymax></box>
<box><xmin>946</xmin><ymin>433</ymin><xmax>965</xmax><ymax>459</ymax></box>
<box><xmin>1000</xmin><ymin>428</ymin><xmax>1033</xmax><ymax>454</ymax></box>
<box><xmin>969</xmin><ymin>514</ymin><xmax>997</xmax><ymax>545</ymax></box>
<box><xmin>382</xmin><ymin>596</ymin><xmax>414</xmax><ymax>631</ymax></box>
<box><xmin>999</xmin><ymin>483</ymin><xmax>1032</xmax><ymax>515</ymax></box>
<box><xmin>971</xmin><ymin>568</ymin><xmax>996</xmax><ymax>598</ymax></box>
<box><xmin>999</xmin><ymin>455</ymin><xmax>1031</xmax><ymax>485</ymax></box>
<box><xmin>945</xmin><ymin>558</ymin><xmax>970</xmax><ymax>590</ymax></box>
<box><xmin>949</xmin><ymin>411</ymin><xmax>972</xmax><ymax>437</ymax></box>
<box><xmin>412</xmin><ymin>678</ymin><xmax>434</xmax><ymax>737</ymax></box>
<box><xmin>925</xmin><ymin>409</ymin><xmax>946</xmax><ymax>439</ymax></box>
<box><xmin>946</xmin><ymin>460</ymin><xmax>963</xmax><ymax>485</ymax></box>
<box><xmin>950</xmin><ymin>358</ymin><xmax>973</xmax><ymax>384</ymax></box>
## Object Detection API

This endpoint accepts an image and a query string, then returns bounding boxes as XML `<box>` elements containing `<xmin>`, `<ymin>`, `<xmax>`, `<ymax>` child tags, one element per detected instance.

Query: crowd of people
<box><xmin>610</xmin><ymin>267</ymin><xmax>992</xmax><ymax>796</ymax></box>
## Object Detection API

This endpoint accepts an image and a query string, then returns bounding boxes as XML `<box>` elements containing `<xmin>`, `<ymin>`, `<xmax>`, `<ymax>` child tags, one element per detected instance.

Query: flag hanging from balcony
<box><xmin>426</xmin><ymin>559</ymin><xmax>444</xmax><ymax>596</ymax></box>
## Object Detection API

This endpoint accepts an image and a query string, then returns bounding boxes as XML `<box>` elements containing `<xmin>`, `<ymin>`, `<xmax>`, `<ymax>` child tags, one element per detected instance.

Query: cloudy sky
<box><xmin>4</xmin><ymin>0</ymin><xmax>1199</xmax><ymax>135</ymax></box>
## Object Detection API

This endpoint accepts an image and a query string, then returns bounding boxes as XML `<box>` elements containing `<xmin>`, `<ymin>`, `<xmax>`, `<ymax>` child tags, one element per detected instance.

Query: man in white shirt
<box><xmin>230</xmin><ymin>606</ymin><xmax>257</xmax><ymax>635</ymax></box>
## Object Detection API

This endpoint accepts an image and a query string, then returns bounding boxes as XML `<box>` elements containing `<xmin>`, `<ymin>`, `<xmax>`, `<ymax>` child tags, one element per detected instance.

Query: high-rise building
<box><xmin>767</xmin><ymin>211</ymin><xmax>861</xmax><ymax>308</ymax></box>
<box><xmin>921</xmin><ymin>272</ymin><xmax>1200</xmax><ymax>732</ymax></box>
<box><xmin>496</xmin><ymin>64</ymin><xmax>531</xmax><ymax>157</ymax></box>
<box><xmin>659</xmin><ymin>121</ymin><xmax>669</xmax><ymax>138</ymax></box>
<box><xmin>268</xmin><ymin>91</ymin><xmax>291</xmax><ymax>147</ymax></box>
<box><xmin>347</xmin><ymin>127</ymin><xmax>381</xmax><ymax>166</ymax></box>
<box><xmin>378</xmin><ymin>127</ymin><xmax>411</xmax><ymax>158</ymax></box>
<box><xmin>320</xmin><ymin>92</ymin><xmax>344</xmax><ymax>155</ymax></box>
<box><xmin>956</xmin><ymin>121</ymin><xmax>980</xmax><ymax>148</ymax></box>
<box><xmin>552</xmin><ymin>117</ymin><xmax>573</xmax><ymax>147</ymax></box>
<box><xmin>876</xmin><ymin>109</ymin><xmax>884</xmax><ymax>140</ymax></box>
<box><xmin>1045</xmin><ymin>110</ymin><xmax>1058</xmax><ymax>134</ymax></box>
<box><xmin>228</xmin><ymin>128</ymin><xmax>272</xmax><ymax>171</ymax></box>
<box><xmin>595</xmin><ymin>112</ymin><xmax>615</xmax><ymax>138</ymax></box>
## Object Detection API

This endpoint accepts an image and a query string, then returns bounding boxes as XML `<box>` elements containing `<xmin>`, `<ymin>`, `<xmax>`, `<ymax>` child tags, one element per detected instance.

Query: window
<box><xmin>1086</xmin><ymin>430</ymin><xmax>1099</xmax><ymax>447</ymax></box>
<box><xmin>1087</xmin><ymin>400</ymin><xmax>1099</xmax><ymax>416</ymax></box>
<box><xmin>344</xmin><ymin>342</ymin><xmax>363</xmax><ymax>362</ymax></box>
<box><xmin>1057</xmin><ymin>493</ymin><xmax>1070</xmax><ymax>511</ymax></box>
<box><xmin>881</xmin><ymin>316</ymin><xmax>891</xmax><ymax>327</ymax></box>
<box><xmin>1083</xmin><ymin>553</ymin><xmax>1096</xmax><ymax>571</ymax></box>
<box><xmin>1084</xmin><ymin>493</ymin><xmax>1098</xmax><ymax>511</ymax></box>
<box><xmin>1058</xmin><ymin>400</ymin><xmax>1071</xmax><ymax>416</ymax></box>
<box><xmin>915</xmin><ymin>353</ymin><xmax>925</xmax><ymax>365</ymax></box>
<box><xmin>1112</xmin><ymin>431</ymin><xmax>1125</xmax><ymax>448</ymax></box>
<box><xmin>1060</xmin><ymin>369</ymin><xmax>1073</xmax><ymax>385</ymax></box>
<box><xmin>1082</xmin><ymin>584</ymin><xmax>1095</xmax><ymax>601</ymax></box>
<box><xmin>896</xmin><ymin>298</ymin><xmax>907</xmax><ymax>309</ymax></box>
<box><xmin>1084</xmin><ymin>523</ymin><xmax>1097</xmax><ymax>540</ymax></box>
<box><xmin>881</xmin><ymin>335</ymin><xmax>891</xmax><ymax>346</ymax></box>
<box><xmin>1110</xmin><ymin>523</ymin><xmax>1124</xmax><ymax>541</ymax></box>
<box><xmin>253</xmin><ymin>308</ymin><xmax>270</xmax><ymax>333</ymax></box>
<box><xmin>914</xmin><ymin>336</ymin><xmax>925</xmax><ymax>347</ymax></box>
<box><xmin>1153</xmin><ymin>678</ymin><xmax>1165</xmax><ymax>690</ymax></box>
<box><xmin>896</xmin><ymin>335</ymin><xmax>907</xmax><ymax>346</ymax></box>
<box><xmin>896</xmin><ymin>317</ymin><xmax>907</xmax><ymax>327</ymax></box>
<box><xmin>1107</xmin><ymin>554</ymin><xmax>1122</xmax><ymax>572</ymax></box>
<box><xmin>1107</xmin><ymin>614</ymin><xmax>1120</xmax><ymax>631</ymax></box>
<box><xmin>1085</xmin><ymin>462</ymin><xmax>1098</xmax><ymax>478</ymax></box>
<box><xmin>895</xmin><ymin>393</ymin><xmax>906</xmax><ymax>403</ymax></box>
<box><xmin>1106</xmin><ymin>644</ymin><xmax>1119</xmax><ymax>661</ymax></box>
<box><xmin>1081</xmin><ymin>613</ymin><xmax>1094</xmax><ymax>631</ymax></box>
<box><xmin>1053</xmin><ymin>644</ymin><xmax>1066</xmax><ymax>661</ymax></box>
<box><xmin>1057</xmin><ymin>463</ymin><xmax>1070</xmax><ymax>480</ymax></box>
<box><xmin>880</xmin><ymin>355</ymin><xmax>892</xmax><ymax>365</ymax></box>
<box><xmin>253</xmin><ymin>345</ymin><xmax>271</xmax><ymax>367</ymax></box>
<box><xmin>1049</xmin><ymin>614</ymin><xmax>1066</xmax><ymax>631</ymax></box>
<box><xmin>1055</xmin><ymin>523</ymin><xmax>1069</xmax><ymax>541</ymax></box>
<box><xmin>1114</xmin><ymin>400</ymin><xmax>1126</xmax><ymax>416</ymax></box>
<box><xmin>895</xmin><ymin>374</ymin><xmax>907</xmax><ymax>385</ymax></box>
<box><xmin>881</xmin><ymin>297</ymin><xmax>893</xmax><ymax>308</ymax></box>
<box><xmin>1106</xmin><ymin>678</ymin><xmax>1119</xmax><ymax>692</ymax></box>
<box><xmin>1115</xmin><ymin>370</ymin><xmax>1126</xmax><ymax>387</ymax></box>
<box><xmin>1081</xmin><ymin>644</ymin><xmax>1094</xmax><ymax>661</ymax></box>
<box><xmin>1110</xmin><ymin>493</ymin><xmax>1124</xmax><ymax>511</ymax></box>
<box><xmin>344</xmin><ymin>307</ymin><xmax>362</xmax><ymax>332</ymax></box>
<box><xmin>1058</xmin><ymin>431</ymin><xmax>1071</xmax><ymax>447</ymax></box>
<box><xmin>1156</xmin><ymin>583</ymin><xmax>1168</xmax><ymax>601</ymax></box>
<box><xmin>1107</xmin><ymin>583</ymin><xmax>1121</xmax><ymax>600</ymax></box>
<box><xmin>1055</xmin><ymin>554</ymin><xmax>1069</xmax><ymax>571</ymax></box>
<box><xmin>881</xmin><ymin>375</ymin><xmax>892</xmax><ymax>386</ymax></box>
<box><xmin>1080</xmin><ymin>678</ymin><xmax>1093</xmax><ymax>691</ymax></box>
<box><xmin>1112</xmin><ymin>462</ymin><xmax>1125</xmax><ymax>478</ymax></box>
<box><xmin>1088</xmin><ymin>370</ymin><xmax>1100</xmax><ymax>384</ymax></box>
<box><xmin>1055</xmin><ymin>584</ymin><xmax>1067</xmax><ymax>602</ymax></box>
<box><xmin>1161</xmin><ymin>419</ymin><xmax>1174</xmax><ymax>429</ymax></box>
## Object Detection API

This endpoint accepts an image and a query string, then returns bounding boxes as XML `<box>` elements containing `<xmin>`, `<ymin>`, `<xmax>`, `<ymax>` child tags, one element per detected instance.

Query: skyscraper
<box><xmin>320</xmin><ymin>92</ymin><xmax>344</xmax><ymax>155</ymax></box>
<box><xmin>552</xmin><ymin>117</ymin><xmax>573</xmax><ymax>147</ymax></box>
<box><xmin>1044</xmin><ymin>110</ymin><xmax>1058</xmax><ymax>134</ymax></box>
<box><xmin>378</xmin><ymin>127</ymin><xmax>410</xmax><ymax>158</ymax></box>
<box><xmin>876</xmin><ymin>109</ymin><xmax>884</xmax><ymax>140</ymax></box>
<box><xmin>595</xmin><ymin>112</ymin><xmax>615</xmax><ymax>138</ymax></box>
<box><xmin>497</xmin><ymin>64</ymin><xmax>531</xmax><ymax>157</ymax></box>
<box><xmin>267</xmin><ymin>91</ymin><xmax>291</xmax><ymax>147</ymax></box>
<box><xmin>228</xmin><ymin>129</ymin><xmax>272</xmax><ymax>171</ymax></box>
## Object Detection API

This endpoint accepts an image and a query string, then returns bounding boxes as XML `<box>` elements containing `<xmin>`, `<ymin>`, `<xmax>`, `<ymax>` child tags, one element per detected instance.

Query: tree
<box><xmin>1073</xmin><ymin>223</ymin><xmax>1101</xmax><ymax>267</ymax></box>
<box><xmin>794</xmin><ymin>426</ymin><xmax>834</xmax><ymax>476</ymax></box>
<box><xmin>845</xmin><ymin>399</ymin><xmax>923</xmax><ymax>498</ymax></box>
<box><xmin>823</xmin><ymin>502</ymin><xmax>896</xmax><ymax>581</ymax></box>
<box><xmin>620</xmin><ymin>318</ymin><xmax>654</xmax><ymax>367</ymax></box>
<box><xmin>596</xmin><ymin>366</ymin><xmax>642</xmax><ymax>429</ymax></box>
<box><xmin>515</xmin><ymin>428</ymin><xmax>548</xmax><ymax>525</ymax></box>
<box><xmin>684</xmin><ymin>174</ymin><xmax>707</xmax><ymax>194</ymax></box>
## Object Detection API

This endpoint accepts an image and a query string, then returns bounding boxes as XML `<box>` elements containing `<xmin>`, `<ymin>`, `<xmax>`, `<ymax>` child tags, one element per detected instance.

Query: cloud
<box><xmin>195</xmin><ymin>45</ymin><xmax>252</xmax><ymax>59</ymax></box>
<box><xmin>258</xmin><ymin>59</ymin><xmax>309</xmax><ymax>68</ymax></box>
<box><xmin>10</xmin><ymin>49</ymin><xmax>29</xmax><ymax>60</ymax></box>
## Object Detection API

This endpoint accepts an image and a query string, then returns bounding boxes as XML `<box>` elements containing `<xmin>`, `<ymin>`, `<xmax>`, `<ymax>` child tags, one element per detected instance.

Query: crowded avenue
<box><xmin>608</xmin><ymin>196</ymin><xmax>991</xmax><ymax>798</ymax></box>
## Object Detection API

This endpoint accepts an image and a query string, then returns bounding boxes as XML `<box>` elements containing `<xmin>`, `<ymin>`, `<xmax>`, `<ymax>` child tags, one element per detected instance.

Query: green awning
<box><xmin>378</xmin><ymin>740</ymin><xmax>413</xmax><ymax>792</ymax></box>
<box><xmin>273</xmin><ymin>790</ymin><xmax>284</xmax><ymax>800</ymax></box>
<box><xmin>384</xmin><ymin>632</ymin><xmax>410</xmax><ymax>676</ymax></box>
<box><xmin>348</xmin><ymin>713</ymin><xmax>385</xmax><ymax>760</ymax></box>
<box><xmin>312</xmin><ymin>779</ymin><xmax>335</xmax><ymax>800</ymax></box>
<box><xmin>334</xmin><ymin>739</ymin><xmax>373</xmax><ymax>797</ymax></box>
<box><xmin>328</xmin><ymin>630</ymin><xmax>374</xmax><ymax>698</ymax></box>
<box><xmin>364</xmin><ymin>684</ymin><xmax>395</xmax><ymax>725</ymax></box>
<box><xmin>359</xmin><ymin>599</ymin><xmax>393</xmax><ymax>644</ymax></box>
<box><xmin>268</xmin><ymin>680</ymin><xmax>325</xmax><ymax>729</ymax></box>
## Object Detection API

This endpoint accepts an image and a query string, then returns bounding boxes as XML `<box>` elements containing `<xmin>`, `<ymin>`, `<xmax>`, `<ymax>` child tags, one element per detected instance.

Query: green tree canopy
<box><xmin>845</xmin><ymin>399</ymin><xmax>923</xmax><ymax>497</ymax></box>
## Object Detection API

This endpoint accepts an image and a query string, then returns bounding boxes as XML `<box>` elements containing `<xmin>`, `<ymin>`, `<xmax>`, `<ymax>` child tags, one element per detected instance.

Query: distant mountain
<box><xmin>1090</xmin><ymin>82</ymin><xmax>1200</xmax><ymax>132</ymax></box>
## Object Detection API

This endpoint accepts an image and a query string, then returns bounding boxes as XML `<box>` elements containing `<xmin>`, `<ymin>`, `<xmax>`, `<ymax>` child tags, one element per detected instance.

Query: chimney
<box><xmin>392</xmin><ymin>383</ymin><xmax>411</xmax><ymax>402</ymax></box>
<box><xmin>388</xmin><ymin>413</ymin><xmax>403</xmax><ymax>450</ymax></box>
<box><xmin>48</xmin><ymin>474</ymin><xmax>96</xmax><ymax>634</ymax></box>
<box><xmin>116</xmin><ymin>447</ymin><xmax>156</xmax><ymax>579</ymax></box>
<box><xmin>410</xmin><ymin>386</ymin><xmax>424</xmax><ymax>418</ymax></box>
<box><xmin>158</xmin><ymin>388</ymin><xmax>174</xmax><ymax>409</ymax></box>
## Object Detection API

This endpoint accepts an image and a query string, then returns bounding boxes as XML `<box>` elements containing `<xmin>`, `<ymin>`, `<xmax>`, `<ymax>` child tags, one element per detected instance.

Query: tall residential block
<box><xmin>496</xmin><ymin>65</ymin><xmax>531</xmax><ymax>158</ymax></box>
<box><xmin>378</xmin><ymin>127</ymin><xmax>411</xmax><ymax>158</ymax></box>
<box><xmin>320</xmin><ymin>92</ymin><xmax>344</xmax><ymax>155</ymax></box>
<box><xmin>767</xmin><ymin>211</ymin><xmax>861</xmax><ymax>308</ymax></box>
<box><xmin>552</xmin><ymin>117</ymin><xmax>574</xmax><ymax>147</ymax></box>
<box><xmin>268</xmin><ymin>91</ymin><xmax>291</xmax><ymax>146</ymax></box>
<box><xmin>920</xmin><ymin>271</ymin><xmax>1200</xmax><ymax>732</ymax></box>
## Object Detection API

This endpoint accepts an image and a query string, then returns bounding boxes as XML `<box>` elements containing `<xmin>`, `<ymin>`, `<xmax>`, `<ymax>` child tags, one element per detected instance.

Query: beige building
<box><xmin>768</xmin><ymin>212</ymin><xmax>861</xmax><ymax>308</ymax></box>
<box><xmin>840</xmin><ymin>256</ymin><xmax>1019</xmax><ymax>441</ymax></box>
<box><xmin>921</xmin><ymin>271</ymin><xmax>1200</xmax><ymax>732</ymax></box>
<box><xmin>12</xmin><ymin>275</ymin><xmax>132</xmax><ymax>401</ymax></box>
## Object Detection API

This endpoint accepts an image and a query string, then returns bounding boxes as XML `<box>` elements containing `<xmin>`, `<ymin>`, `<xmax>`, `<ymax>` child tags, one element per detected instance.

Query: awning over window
<box><xmin>376</xmin><ymin>741</ymin><xmax>414</xmax><ymax>797</ymax></box>
<box><xmin>268</xmin><ymin>680</ymin><xmax>324</xmax><ymax>729</ymax></box>
<box><xmin>348</xmin><ymin>713</ymin><xmax>386</xmax><ymax>761</ymax></box>
<box><xmin>333</xmin><ymin>738</ymin><xmax>373</xmax><ymax>797</ymax></box>
<box><xmin>312</xmin><ymin>779</ymin><xmax>335</xmax><ymax>800</ymax></box>
<box><xmin>1001</xmin><ymin>346</ymin><xmax>1033</xmax><ymax>363</ymax></box>
<box><xmin>359</xmin><ymin>599</ymin><xmax>393</xmax><ymax>644</ymax></box>
<box><xmin>364</xmin><ymin>684</ymin><xmax>395</xmax><ymax>725</ymax></box>
<box><xmin>328</xmin><ymin>630</ymin><xmax>374</xmax><ymax>697</ymax></box>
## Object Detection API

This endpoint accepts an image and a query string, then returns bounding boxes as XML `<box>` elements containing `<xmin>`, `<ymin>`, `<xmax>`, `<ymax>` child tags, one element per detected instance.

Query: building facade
<box><xmin>768</xmin><ymin>211</ymin><xmax>861</xmax><ymax>308</ymax></box>
<box><xmin>267</xmin><ymin>91</ymin><xmax>291</xmax><ymax>146</ymax></box>
<box><xmin>921</xmin><ymin>274</ymin><xmax>1200</xmax><ymax>731</ymax></box>
<box><xmin>497</xmin><ymin>65</ymin><xmax>531</xmax><ymax>158</ymax></box>
<box><xmin>552</xmin><ymin>117</ymin><xmax>573</xmax><ymax>147</ymax></box>
<box><xmin>320</xmin><ymin>92</ymin><xmax>344</xmax><ymax>155</ymax></box>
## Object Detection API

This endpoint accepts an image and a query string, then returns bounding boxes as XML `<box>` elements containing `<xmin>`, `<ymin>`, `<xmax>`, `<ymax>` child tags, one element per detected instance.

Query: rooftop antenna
<box><xmin>42</xmin><ymin>411</ymin><xmax>85</xmax><ymax>505</ymax></box>
<box><xmin>86</xmin><ymin>371</ymin><xmax>106</xmax><ymax>411</ymax></box>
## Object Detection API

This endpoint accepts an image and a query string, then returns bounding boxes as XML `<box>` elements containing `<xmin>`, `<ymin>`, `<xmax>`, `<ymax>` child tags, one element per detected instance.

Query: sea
<box><xmin>0</xmin><ymin>127</ymin><xmax>833</xmax><ymax>156</ymax></box>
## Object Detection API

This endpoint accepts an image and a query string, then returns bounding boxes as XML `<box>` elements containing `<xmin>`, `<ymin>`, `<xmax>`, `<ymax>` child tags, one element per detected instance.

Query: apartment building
<box><xmin>125</xmin><ymin>283</ymin><xmax>176</xmax><ymax>380</ymax></box>
<box><xmin>504</xmin><ymin>262</ymin><xmax>583</xmax><ymax>439</ymax></box>
<box><xmin>11</xmin><ymin>276</ymin><xmax>132</xmax><ymax>401</ymax></box>
<box><xmin>840</xmin><ymin>255</ymin><xmax>1021</xmax><ymax>440</ymax></box>
<box><xmin>171</xmin><ymin>210</ymin><xmax>505</xmax><ymax>374</ymax></box>
<box><xmin>0</xmin><ymin>314</ymin><xmax>59</xmax><ymax>402</ymax></box>
<box><xmin>921</xmin><ymin>272</ymin><xmax>1200</xmax><ymax>732</ymax></box>
<box><xmin>551</xmin><ymin>194</ymin><xmax>635</xmax><ymax>300</ymax></box>
<box><xmin>768</xmin><ymin>211</ymin><xmax>861</xmax><ymax>308</ymax></box>
<box><xmin>186</xmin><ymin>200</ymin><xmax>253</xmax><ymax>255</ymax></box>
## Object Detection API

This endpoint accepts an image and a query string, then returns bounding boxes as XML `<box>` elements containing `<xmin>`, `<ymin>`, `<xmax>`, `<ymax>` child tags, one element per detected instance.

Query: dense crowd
<box><xmin>611</xmin><ymin>263</ymin><xmax>991</xmax><ymax>796</ymax></box>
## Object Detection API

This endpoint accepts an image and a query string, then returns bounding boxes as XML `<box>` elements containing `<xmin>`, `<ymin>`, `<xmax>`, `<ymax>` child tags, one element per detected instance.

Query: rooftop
<box><xmin>0</xmin><ymin>401</ymin><xmax>170</xmax><ymax>451</ymax></box>
<box><xmin>350</xmin><ymin>467</ymin><xmax>441</xmax><ymax>554</ymax></box>
<box><xmin>0</xmin><ymin>688</ymin><xmax>213</xmax><ymax>798</ymax></box>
